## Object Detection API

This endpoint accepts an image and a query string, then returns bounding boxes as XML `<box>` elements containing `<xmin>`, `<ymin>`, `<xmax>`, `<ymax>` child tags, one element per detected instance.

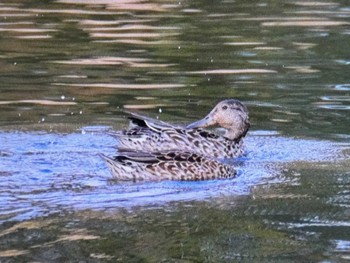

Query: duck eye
<box><xmin>222</xmin><ymin>105</ymin><xmax>228</xmax><ymax>110</ymax></box>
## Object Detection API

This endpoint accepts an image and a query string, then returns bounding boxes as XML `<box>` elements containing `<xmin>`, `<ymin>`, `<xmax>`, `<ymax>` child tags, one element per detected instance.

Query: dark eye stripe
<box><xmin>231</xmin><ymin>106</ymin><xmax>242</xmax><ymax>112</ymax></box>
<box><xmin>222</xmin><ymin>105</ymin><xmax>228</xmax><ymax>110</ymax></box>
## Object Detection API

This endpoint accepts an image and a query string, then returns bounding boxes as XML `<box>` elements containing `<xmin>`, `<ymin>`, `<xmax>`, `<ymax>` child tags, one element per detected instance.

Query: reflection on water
<box><xmin>2</xmin><ymin>129</ymin><xmax>346</xmax><ymax>223</ymax></box>
<box><xmin>0</xmin><ymin>0</ymin><xmax>350</xmax><ymax>261</ymax></box>
<box><xmin>0</xmin><ymin>129</ymin><xmax>349</xmax><ymax>260</ymax></box>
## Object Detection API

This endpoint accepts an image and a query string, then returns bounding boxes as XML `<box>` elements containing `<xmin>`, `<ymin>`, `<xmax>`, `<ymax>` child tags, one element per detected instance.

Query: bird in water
<box><xmin>102</xmin><ymin>99</ymin><xmax>250</xmax><ymax>181</ymax></box>
<box><xmin>101</xmin><ymin>150</ymin><xmax>236</xmax><ymax>181</ymax></box>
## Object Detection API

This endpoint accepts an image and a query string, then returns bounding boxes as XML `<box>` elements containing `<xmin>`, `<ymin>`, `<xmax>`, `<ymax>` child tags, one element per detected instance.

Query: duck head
<box><xmin>186</xmin><ymin>99</ymin><xmax>250</xmax><ymax>140</ymax></box>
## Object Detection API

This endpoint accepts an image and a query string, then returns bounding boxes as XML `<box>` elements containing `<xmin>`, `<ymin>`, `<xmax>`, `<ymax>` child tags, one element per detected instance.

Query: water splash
<box><xmin>0</xmin><ymin>129</ymin><xmax>348</xmax><ymax>222</ymax></box>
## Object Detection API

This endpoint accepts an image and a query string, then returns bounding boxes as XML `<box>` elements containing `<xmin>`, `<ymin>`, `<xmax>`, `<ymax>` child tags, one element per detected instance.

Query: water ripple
<box><xmin>53</xmin><ymin>56</ymin><xmax>175</xmax><ymax>68</ymax></box>
<box><xmin>53</xmin><ymin>82</ymin><xmax>186</xmax><ymax>90</ymax></box>
<box><xmin>335</xmin><ymin>84</ymin><xmax>350</xmax><ymax>91</ymax></box>
<box><xmin>0</xmin><ymin>130</ymin><xmax>348</xmax><ymax>223</ymax></box>
<box><xmin>0</xmin><ymin>100</ymin><xmax>77</xmax><ymax>106</ymax></box>
<box><xmin>262</xmin><ymin>20</ymin><xmax>349</xmax><ymax>27</ymax></box>
<box><xmin>188</xmin><ymin>69</ymin><xmax>277</xmax><ymax>74</ymax></box>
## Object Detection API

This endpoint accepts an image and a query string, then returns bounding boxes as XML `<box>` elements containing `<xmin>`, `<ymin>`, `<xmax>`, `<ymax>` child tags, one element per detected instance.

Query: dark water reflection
<box><xmin>1</xmin><ymin>0</ymin><xmax>350</xmax><ymax>261</ymax></box>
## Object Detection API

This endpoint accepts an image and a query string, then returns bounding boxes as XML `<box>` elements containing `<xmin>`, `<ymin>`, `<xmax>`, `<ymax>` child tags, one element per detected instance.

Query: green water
<box><xmin>0</xmin><ymin>0</ymin><xmax>349</xmax><ymax>262</ymax></box>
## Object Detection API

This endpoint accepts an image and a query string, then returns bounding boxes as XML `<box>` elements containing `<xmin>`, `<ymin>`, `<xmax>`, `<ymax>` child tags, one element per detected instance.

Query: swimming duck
<box><xmin>109</xmin><ymin>99</ymin><xmax>250</xmax><ymax>159</ymax></box>
<box><xmin>101</xmin><ymin>150</ymin><xmax>236</xmax><ymax>181</ymax></box>
<box><xmin>102</xmin><ymin>99</ymin><xmax>249</xmax><ymax>181</ymax></box>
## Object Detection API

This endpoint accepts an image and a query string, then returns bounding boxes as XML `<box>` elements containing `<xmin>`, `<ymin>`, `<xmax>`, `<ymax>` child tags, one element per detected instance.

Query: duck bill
<box><xmin>186</xmin><ymin>113</ymin><xmax>216</xmax><ymax>129</ymax></box>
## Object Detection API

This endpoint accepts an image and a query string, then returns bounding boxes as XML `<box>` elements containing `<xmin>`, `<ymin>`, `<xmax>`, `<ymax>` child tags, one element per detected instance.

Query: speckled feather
<box><xmin>101</xmin><ymin>151</ymin><xmax>236</xmax><ymax>181</ymax></box>
<box><xmin>104</xmin><ymin>99</ymin><xmax>249</xmax><ymax>181</ymax></box>
<box><xmin>120</xmin><ymin>127</ymin><xmax>245</xmax><ymax>158</ymax></box>
<box><xmin>110</xmin><ymin>111</ymin><xmax>247</xmax><ymax>159</ymax></box>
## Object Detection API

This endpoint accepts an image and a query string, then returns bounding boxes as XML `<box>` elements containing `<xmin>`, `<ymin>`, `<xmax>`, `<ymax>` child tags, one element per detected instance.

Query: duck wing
<box><xmin>108</xmin><ymin>112</ymin><xmax>188</xmax><ymax>150</ymax></box>
<box><xmin>108</xmin><ymin>112</ymin><xmax>183</xmax><ymax>137</ymax></box>
<box><xmin>126</xmin><ymin>111</ymin><xmax>177</xmax><ymax>130</ymax></box>
<box><xmin>108</xmin><ymin>112</ymin><xmax>244</xmax><ymax>158</ymax></box>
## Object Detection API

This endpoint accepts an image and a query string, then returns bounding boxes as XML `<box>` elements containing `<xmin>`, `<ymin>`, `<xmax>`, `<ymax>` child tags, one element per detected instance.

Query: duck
<box><xmin>109</xmin><ymin>99</ymin><xmax>250</xmax><ymax>159</ymax></box>
<box><xmin>102</xmin><ymin>99</ymin><xmax>250</xmax><ymax>181</ymax></box>
<box><xmin>101</xmin><ymin>150</ymin><xmax>236</xmax><ymax>181</ymax></box>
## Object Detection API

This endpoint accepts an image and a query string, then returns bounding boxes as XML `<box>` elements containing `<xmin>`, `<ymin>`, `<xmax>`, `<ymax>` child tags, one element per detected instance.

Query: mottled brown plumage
<box><xmin>110</xmin><ymin>99</ymin><xmax>250</xmax><ymax>158</ymax></box>
<box><xmin>101</xmin><ymin>150</ymin><xmax>236</xmax><ymax>181</ymax></box>
<box><xmin>103</xmin><ymin>99</ymin><xmax>249</xmax><ymax>181</ymax></box>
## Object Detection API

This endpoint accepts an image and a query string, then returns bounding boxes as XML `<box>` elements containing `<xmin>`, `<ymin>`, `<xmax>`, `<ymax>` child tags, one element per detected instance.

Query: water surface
<box><xmin>0</xmin><ymin>0</ymin><xmax>350</xmax><ymax>261</ymax></box>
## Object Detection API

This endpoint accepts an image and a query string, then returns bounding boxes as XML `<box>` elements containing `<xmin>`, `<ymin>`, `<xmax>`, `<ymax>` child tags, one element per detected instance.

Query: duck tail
<box><xmin>99</xmin><ymin>154</ymin><xmax>137</xmax><ymax>181</ymax></box>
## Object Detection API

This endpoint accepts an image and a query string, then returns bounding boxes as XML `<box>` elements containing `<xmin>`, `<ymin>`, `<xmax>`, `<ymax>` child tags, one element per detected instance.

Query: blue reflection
<box><xmin>0</xmin><ymin>128</ymin><xmax>348</xmax><ymax>223</ymax></box>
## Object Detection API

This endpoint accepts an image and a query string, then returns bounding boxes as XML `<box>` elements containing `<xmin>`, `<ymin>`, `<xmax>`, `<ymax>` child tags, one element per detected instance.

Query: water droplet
<box><xmin>159</xmin><ymin>108</ymin><xmax>162</xmax><ymax>113</ymax></box>
<box><xmin>61</xmin><ymin>95</ymin><xmax>65</xmax><ymax>100</ymax></box>
<box><xmin>79</xmin><ymin>110</ymin><xmax>83</xmax><ymax>115</ymax></box>
<box><xmin>41</xmin><ymin>117</ymin><xmax>45</xmax><ymax>122</ymax></box>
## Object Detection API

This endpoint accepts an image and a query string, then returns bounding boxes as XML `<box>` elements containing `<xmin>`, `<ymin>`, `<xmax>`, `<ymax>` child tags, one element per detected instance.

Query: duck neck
<box><xmin>225</xmin><ymin>124</ymin><xmax>249</xmax><ymax>141</ymax></box>
<box><xmin>225</xmin><ymin>130</ymin><xmax>241</xmax><ymax>141</ymax></box>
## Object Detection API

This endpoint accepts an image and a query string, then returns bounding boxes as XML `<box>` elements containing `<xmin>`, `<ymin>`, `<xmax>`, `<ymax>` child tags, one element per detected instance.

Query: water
<box><xmin>0</xmin><ymin>0</ymin><xmax>350</xmax><ymax>261</ymax></box>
